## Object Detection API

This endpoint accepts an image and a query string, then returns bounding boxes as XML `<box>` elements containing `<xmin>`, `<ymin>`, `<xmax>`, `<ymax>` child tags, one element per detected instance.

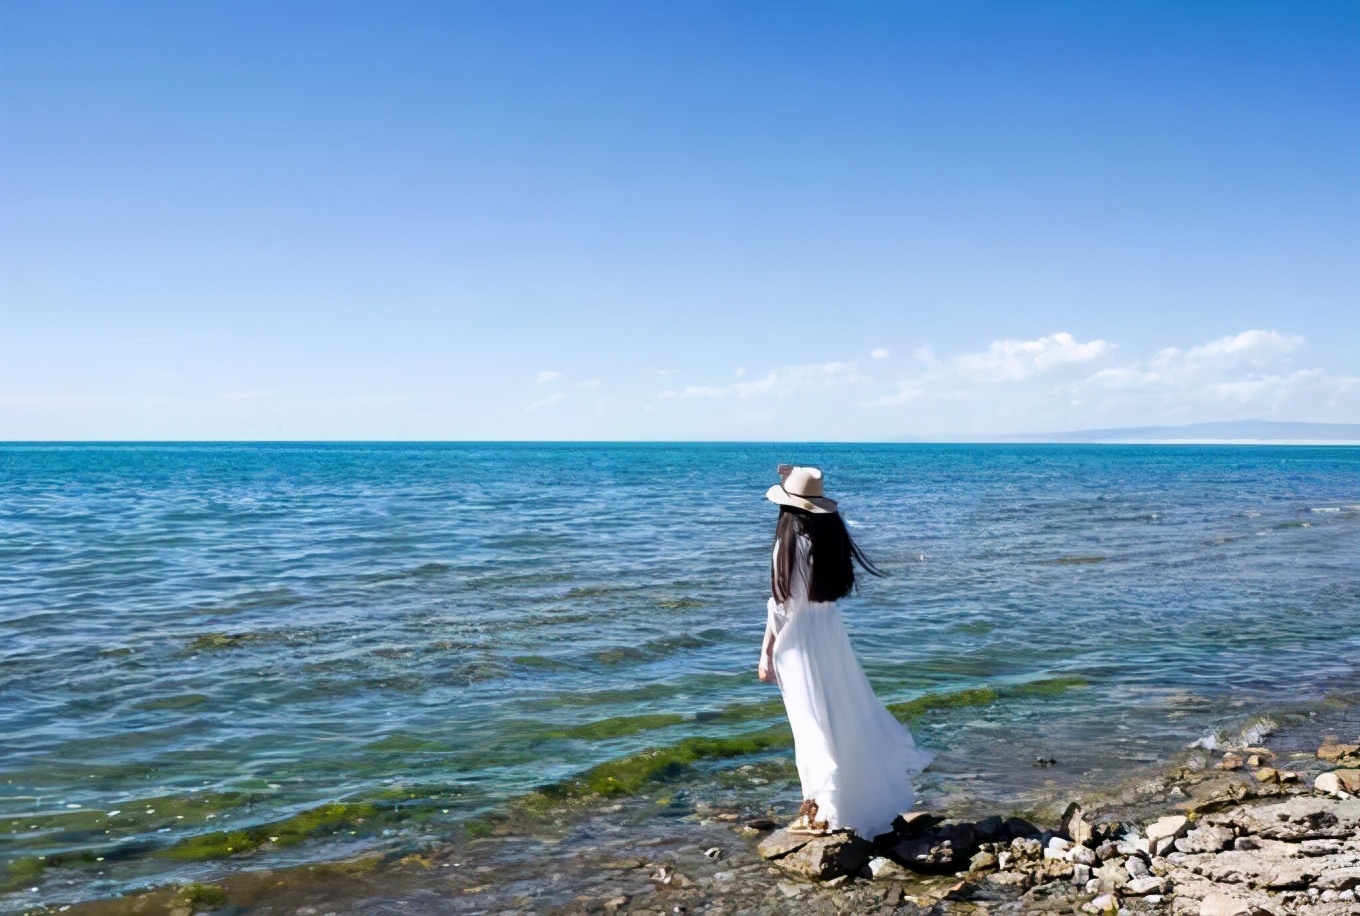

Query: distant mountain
<box><xmin>1016</xmin><ymin>420</ymin><xmax>1360</xmax><ymax>443</ymax></box>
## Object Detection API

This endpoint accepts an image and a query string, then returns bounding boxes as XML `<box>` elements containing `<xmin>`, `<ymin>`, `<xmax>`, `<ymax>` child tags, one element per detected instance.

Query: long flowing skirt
<box><xmin>770</xmin><ymin>598</ymin><xmax>934</xmax><ymax>840</ymax></box>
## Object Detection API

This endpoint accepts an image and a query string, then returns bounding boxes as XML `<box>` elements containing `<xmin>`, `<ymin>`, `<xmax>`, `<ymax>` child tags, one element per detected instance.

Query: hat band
<box><xmin>780</xmin><ymin>484</ymin><xmax>824</xmax><ymax>501</ymax></box>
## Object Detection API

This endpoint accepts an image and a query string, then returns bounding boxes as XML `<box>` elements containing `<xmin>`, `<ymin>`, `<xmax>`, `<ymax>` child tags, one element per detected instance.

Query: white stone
<box><xmin>1085</xmin><ymin>877</ymin><xmax>1102</xmax><ymax>894</ymax></box>
<box><xmin>1145</xmin><ymin>815</ymin><xmax>1189</xmax><ymax>843</ymax></box>
<box><xmin>1126</xmin><ymin>876</ymin><xmax>1165</xmax><ymax>896</ymax></box>
<box><xmin>1126</xmin><ymin>856</ymin><xmax>1149</xmax><ymax>879</ymax></box>
<box><xmin>1072</xmin><ymin>864</ymin><xmax>1092</xmax><ymax>885</ymax></box>
<box><xmin>1048</xmin><ymin>837</ymin><xmax>1072</xmax><ymax>853</ymax></box>
<box><xmin>1070</xmin><ymin>845</ymin><xmax>1098</xmax><ymax>866</ymax></box>
<box><xmin>1316</xmin><ymin>771</ymin><xmax>1342</xmax><ymax>795</ymax></box>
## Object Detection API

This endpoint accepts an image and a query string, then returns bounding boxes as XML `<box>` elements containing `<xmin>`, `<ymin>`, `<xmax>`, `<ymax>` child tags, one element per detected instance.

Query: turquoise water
<box><xmin>2</xmin><ymin>443</ymin><xmax>1358</xmax><ymax>902</ymax></box>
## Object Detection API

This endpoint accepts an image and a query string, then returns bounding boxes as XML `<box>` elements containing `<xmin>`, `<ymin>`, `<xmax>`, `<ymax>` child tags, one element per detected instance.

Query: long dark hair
<box><xmin>771</xmin><ymin>505</ymin><xmax>884</xmax><ymax>603</ymax></box>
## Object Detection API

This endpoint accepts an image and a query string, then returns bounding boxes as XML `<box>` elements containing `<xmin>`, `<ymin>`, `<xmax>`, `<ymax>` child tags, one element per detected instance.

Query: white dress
<box><xmin>766</xmin><ymin>534</ymin><xmax>934</xmax><ymax>840</ymax></box>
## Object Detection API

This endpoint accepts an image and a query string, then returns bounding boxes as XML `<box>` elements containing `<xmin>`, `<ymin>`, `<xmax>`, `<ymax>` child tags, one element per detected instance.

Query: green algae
<box><xmin>887</xmin><ymin>687</ymin><xmax>1000</xmax><ymax>720</ymax></box>
<box><xmin>135</xmin><ymin>693</ymin><xmax>210</xmax><ymax>711</ymax></box>
<box><xmin>1053</xmin><ymin>556</ymin><xmax>1107</xmax><ymax>564</ymax></box>
<box><xmin>5</xmin><ymin>790</ymin><xmax>254</xmax><ymax>836</ymax></box>
<box><xmin>887</xmin><ymin>676</ymin><xmax>1089</xmax><ymax>722</ymax></box>
<box><xmin>518</xmin><ymin>726</ymin><xmax>793</xmax><ymax>814</ymax></box>
<box><xmin>0</xmin><ymin>855</ymin><xmax>47</xmax><ymax>893</ymax></box>
<box><xmin>1006</xmin><ymin>675</ymin><xmax>1088</xmax><ymax>698</ymax></box>
<box><xmin>187</xmin><ymin>632</ymin><xmax>266</xmax><ymax>651</ymax></box>
<box><xmin>178</xmin><ymin>882</ymin><xmax>228</xmax><ymax>908</ymax></box>
<box><xmin>541</xmin><ymin>712</ymin><xmax>692</xmax><ymax>740</ymax></box>
<box><xmin>656</xmin><ymin>597</ymin><xmax>704</xmax><ymax>609</ymax></box>
<box><xmin>158</xmin><ymin>802</ymin><xmax>380</xmax><ymax>860</ymax></box>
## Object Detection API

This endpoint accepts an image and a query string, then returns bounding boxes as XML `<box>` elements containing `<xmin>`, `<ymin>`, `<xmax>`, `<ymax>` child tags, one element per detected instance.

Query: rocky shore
<box><xmin>748</xmin><ymin>739</ymin><xmax>1360</xmax><ymax>916</ymax></box>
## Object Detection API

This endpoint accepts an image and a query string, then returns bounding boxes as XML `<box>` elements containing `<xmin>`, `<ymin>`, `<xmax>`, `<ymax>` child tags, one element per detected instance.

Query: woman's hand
<box><xmin>757</xmin><ymin>652</ymin><xmax>777</xmax><ymax>685</ymax></box>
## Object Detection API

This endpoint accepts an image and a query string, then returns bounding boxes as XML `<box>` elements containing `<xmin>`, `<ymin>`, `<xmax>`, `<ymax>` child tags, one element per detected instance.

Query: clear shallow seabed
<box><xmin>1</xmin><ymin>443</ymin><xmax>1357</xmax><ymax>906</ymax></box>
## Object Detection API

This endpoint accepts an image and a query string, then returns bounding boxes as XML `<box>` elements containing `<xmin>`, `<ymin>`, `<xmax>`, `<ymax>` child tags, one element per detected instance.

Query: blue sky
<box><xmin>2</xmin><ymin>0</ymin><xmax>1357</xmax><ymax>440</ymax></box>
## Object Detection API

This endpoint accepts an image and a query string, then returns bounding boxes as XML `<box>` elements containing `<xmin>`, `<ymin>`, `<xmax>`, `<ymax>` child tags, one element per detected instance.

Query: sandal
<box><xmin>786</xmin><ymin>799</ymin><xmax>831</xmax><ymax>835</ymax></box>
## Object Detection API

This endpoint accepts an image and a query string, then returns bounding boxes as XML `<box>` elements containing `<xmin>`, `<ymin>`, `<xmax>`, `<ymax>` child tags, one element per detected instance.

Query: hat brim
<box><xmin>765</xmin><ymin>483</ymin><xmax>838</xmax><ymax>514</ymax></box>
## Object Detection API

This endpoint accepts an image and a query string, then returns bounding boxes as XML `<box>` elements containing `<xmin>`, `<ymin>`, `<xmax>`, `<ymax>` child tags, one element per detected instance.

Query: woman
<box><xmin>757</xmin><ymin>465</ymin><xmax>933</xmax><ymax>840</ymax></box>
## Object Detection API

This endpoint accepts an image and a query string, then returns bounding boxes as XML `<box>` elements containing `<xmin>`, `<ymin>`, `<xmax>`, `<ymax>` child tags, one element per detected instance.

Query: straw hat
<box><xmin>765</xmin><ymin>465</ymin><xmax>838</xmax><ymax>514</ymax></box>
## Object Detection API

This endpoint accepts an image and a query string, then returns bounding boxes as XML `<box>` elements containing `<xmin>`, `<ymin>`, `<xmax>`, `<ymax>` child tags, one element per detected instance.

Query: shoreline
<box><xmin>14</xmin><ymin>701</ymin><xmax>1360</xmax><ymax>916</ymax></box>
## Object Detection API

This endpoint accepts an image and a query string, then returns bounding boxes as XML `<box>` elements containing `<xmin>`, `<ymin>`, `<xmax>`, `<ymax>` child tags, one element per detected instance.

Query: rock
<box><xmin>1230</xmin><ymin>795</ymin><xmax>1360</xmax><ymax>840</ymax></box>
<box><xmin>1313</xmin><ymin>771</ymin><xmax>1342</xmax><ymax>795</ymax></box>
<box><xmin>703</xmin><ymin>847</ymin><xmax>722</xmax><ymax>859</ymax></box>
<box><xmin>1047</xmin><ymin>836</ymin><xmax>1072</xmax><ymax>855</ymax></box>
<box><xmin>775</xmin><ymin>832</ymin><xmax>874</xmax><ymax>881</ymax></box>
<box><xmin>745</xmin><ymin>817</ymin><xmax>779</xmax><ymax>830</ymax></box>
<box><xmin>1094</xmin><ymin>840</ymin><xmax>1119</xmax><ymax>862</ymax></box>
<box><xmin>1318</xmin><ymin>742</ymin><xmax>1360</xmax><ymax>761</ymax></box>
<box><xmin>1253</xmin><ymin>767</ymin><xmax>1279</xmax><ymax>783</ymax></box>
<box><xmin>757</xmin><ymin>829</ymin><xmax>812</xmax><ymax>860</ymax></box>
<box><xmin>1072</xmin><ymin>863</ymin><xmax>1092</xmax><ymax>885</ymax></box>
<box><xmin>1299</xmin><ymin>838</ymin><xmax>1343</xmax><ymax>856</ymax></box>
<box><xmin>1220</xmin><ymin>753</ymin><xmax>1244</xmax><ymax>770</ymax></box>
<box><xmin>1199</xmin><ymin>891</ymin><xmax>1254</xmax><ymax>916</ymax></box>
<box><xmin>1069</xmin><ymin>845</ymin><xmax>1098</xmax><ymax>867</ymax></box>
<box><xmin>823</xmin><ymin>874</ymin><xmax>849</xmax><ymax>888</ymax></box>
<box><xmin>892</xmin><ymin>822</ymin><xmax>977</xmax><ymax>873</ymax></box>
<box><xmin>1085</xmin><ymin>892</ymin><xmax>1118</xmax><ymax>914</ymax></box>
<box><xmin>1009</xmin><ymin>835</ymin><xmax>1043</xmax><ymax>861</ymax></box>
<box><xmin>1193</xmin><ymin>848</ymin><xmax>1323</xmax><ymax>890</ymax></box>
<box><xmin>1126</xmin><ymin>876</ymin><xmax>1167</xmax><ymax>895</ymax></box>
<box><xmin>967</xmin><ymin>851</ymin><xmax>997</xmax><ymax>873</ymax></box>
<box><xmin>866</xmin><ymin>856</ymin><xmax>914</xmax><ymax>881</ymax></box>
<box><xmin>974</xmin><ymin>814</ymin><xmax>1007</xmax><ymax>843</ymax></box>
<box><xmin>1154</xmin><ymin>836</ymin><xmax>1177</xmax><ymax>857</ymax></box>
<box><xmin>775</xmin><ymin>881</ymin><xmax>802</xmax><ymax>898</ymax></box>
<box><xmin>603</xmin><ymin>896</ymin><xmax>630</xmax><ymax>911</ymax></box>
<box><xmin>891</xmin><ymin>810</ymin><xmax>944</xmax><ymax>836</ymax></box>
<box><xmin>1145</xmin><ymin>815</ymin><xmax>1190</xmax><ymax>844</ymax></box>
<box><xmin>984</xmin><ymin>870</ymin><xmax>1031</xmax><ymax>889</ymax></box>
<box><xmin>1003</xmin><ymin>816</ymin><xmax>1041</xmax><ymax>839</ymax></box>
<box><xmin>1176</xmin><ymin>824</ymin><xmax>1235</xmax><ymax>854</ymax></box>
<box><xmin>1084</xmin><ymin>877</ymin><xmax>1101</xmax><ymax>894</ymax></box>
<box><xmin>1126</xmin><ymin>856</ymin><xmax>1149</xmax><ymax>879</ymax></box>
<box><xmin>1315</xmin><ymin>867</ymin><xmax>1360</xmax><ymax>891</ymax></box>
<box><xmin>1093</xmin><ymin>858</ymin><xmax>1129</xmax><ymax>892</ymax></box>
<box><xmin>1061</xmin><ymin>802</ymin><xmax>1096</xmax><ymax>847</ymax></box>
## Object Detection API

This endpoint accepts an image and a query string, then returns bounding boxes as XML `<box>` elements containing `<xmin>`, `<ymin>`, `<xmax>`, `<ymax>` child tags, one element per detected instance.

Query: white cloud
<box><xmin>657</xmin><ymin>385</ymin><xmax>727</xmax><ymax>399</ymax></box>
<box><xmin>954</xmin><ymin>332</ymin><xmax>1113</xmax><ymax>381</ymax></box>
<box><xmin>657</xmin><ymin>360</ymin><xmax>868</xmax><ymax>401</ymax></box>
<box><xmin>575</xmin><ymin>378</ymin><xmax>602</xmax><ymax>388</ymax></box>
<box><xmin>870</xmin><ymin>348</ymin><xmax>890</xmax><ymax>360</ymax></box>
<box><xmin>536</xmin><ymin>370</ymin><xmax>562</xmax><ymax>384</ymax></box>
<box><xmin>526</xmin><ymin>391</ymin><xmax>566</xmax><ymax>411</ymax></box>
<box><xmin>913</xmin><ymin>344</ymin><xmax>937</xmax><ymax>365</ymax></box>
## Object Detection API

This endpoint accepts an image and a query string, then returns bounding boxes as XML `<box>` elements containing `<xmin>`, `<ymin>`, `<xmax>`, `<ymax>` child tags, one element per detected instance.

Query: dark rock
<box><xmin>974</xmin><ymin>815</ymin><xmax>1007</xmax><ymax>844</ymax></box>
<box><xmin>774</xmin><ymin>831</ymin><xmax>874</xmax><ymax>881</ymax></box>
<box><xmin>1003</xmin><ymin>816</ymin><xmax>1040</xmax><ymax>839</ymax></box>
<box><xmin>892</xmin><ymin>810</ymin><xmax>945</xmax><ymax>836</ymax></box>
<box><xmin>892</xmin><ymin>822</ymin><xmax>978</xmax><ymax>874</ymax></box>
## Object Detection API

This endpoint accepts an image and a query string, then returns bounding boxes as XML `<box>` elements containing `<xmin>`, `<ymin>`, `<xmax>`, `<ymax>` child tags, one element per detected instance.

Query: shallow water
<box><xmin>2</xmin><ymin>443</ymin><xmax>1358</xmax><ymax>906</ymax></box>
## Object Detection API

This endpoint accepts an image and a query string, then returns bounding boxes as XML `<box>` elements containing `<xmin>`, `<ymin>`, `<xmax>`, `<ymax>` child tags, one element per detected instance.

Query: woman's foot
<box><xmin>786</xmin><ymin>799</ymin><xmax>830</xmax><ymax>835</ymax></box>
